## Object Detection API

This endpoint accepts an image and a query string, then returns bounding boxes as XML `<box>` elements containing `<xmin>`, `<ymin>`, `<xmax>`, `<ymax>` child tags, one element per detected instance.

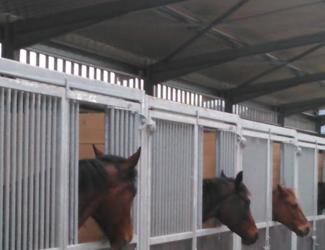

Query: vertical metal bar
<box><xmin>28</xmin><ymin>94</ymin><xmax>35</xmax><ymax>250</ymax></box>
<box><xmin>74</xmin><ymin>103</ymin><xmax>79</xmax><ymax>244</ymax></box>
<box><xmin>124</xmin><ymin>111</ymin><xmax>129</xmax><ymax>156</ymax></box>
<box><xmin>16</xmin><ymin>91</ymin><xmax>23</xmax><ymax>250</ymax></box>
<box><xmin>51</xmin><ymin>98</ymin><xmax>57</xmax><ymax>247</ymax></box>
<box><xmin>265</xmin><ymin>130</ymin><xmax>272</xmax><ymax>249</ymax></box>
<box><xmin>34</xmin><ymin>94</ymin><xmax>41</xmax><ymax>250</ymax></box>
<box><xmin>110</xmin><ymin>108</ymin><xmax>115</xmax><ymax>154</ymax></box>
<box><xmin>40</xmin><ymin>95</ymin><xmax>46</xmax><ymax>249</ymax></box>
<box><xmin>69</xmin><ymin>102</ymin><xmax>75</xmax><ymax>244</ymax></box>
<box><xmin>105</xmin><ymin>107</ymin><xmax>109</xmax><ymax>154</ymax></box>
<box><xmin>313</xmin><ymin>143</ymin><xmax>318</xmax><ymax>250</ymax></box>
<box><xmin>115</xmin><ymin>110</ymin><xmax>120</xmax><ymax>155</ymax></box>
<box><xmin>192</xmin><ymin>114</ymin><xmax>198</xmax><ymax>250</ymax></box>
<box><xmin>45</xmin><ymin>96</ymin><xmax>52</xmax><ymax>248</ymax></box>
<box><xmin>10</xmin><ymin>90</ymin><xmax>17</xmax><ymax>250</ymax></box>
<box><xmin>57</xmin><ymin>97</ymin><xmax>69</xmax><ymax>249</ymax></box>
<box><xmin>0</xmin><ymin>88</ymin><xmax>4</xmax><ymax>248</ymax></box>
<box><xmin>22</xmin><ymin>92</ymin><xmax>30</xmax><ymax>250</ymax></box>
<box><xmin>120</xmin><ymin>110</ymin><xmax>125</xmax><ymax>156</ymax></box>
<box><xmin>4</xmin><ymin>89</ymin><xmax>11</xmax><ymax>250</ymax></box>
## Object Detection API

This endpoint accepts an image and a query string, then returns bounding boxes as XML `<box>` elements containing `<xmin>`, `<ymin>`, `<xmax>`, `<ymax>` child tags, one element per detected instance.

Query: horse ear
<box><xmin>235</xmin><ymin>171</ymin><xmax>243</xmax><ymax>189</ymax></box>
<box><xmin>92</xmin><ymin>144</ymin><xmax>104</xmax><ymax>157</ymax></box>
<box><xmin>121</xmin><ymin>147</ymin><xmax>141</xmax><ymax>170</ymax></box>
<box><xmin>277</xmin><ymin>184</ymin><xmax>286</xmax><ymax>196</ymax></box>
<box><xmin>221</xmin><ymin>170</ymin><xmax>228</xmax><ymax>178</ymax></box>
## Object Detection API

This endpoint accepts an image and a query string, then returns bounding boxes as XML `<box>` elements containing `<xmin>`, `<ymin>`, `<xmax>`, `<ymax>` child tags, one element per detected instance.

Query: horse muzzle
<box><xmin>241</xmin><ymin>232</ymin><xmax>258</xmax><ymax>245</ymax></box>
<box><xmin>296</xmin><ymin>224</ymin><xmax>312</xmax><ymax>237</ymax></box>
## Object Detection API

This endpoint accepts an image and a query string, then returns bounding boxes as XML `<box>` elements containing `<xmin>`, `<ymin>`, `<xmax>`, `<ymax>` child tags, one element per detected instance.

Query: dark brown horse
<box><xmin>272</xmin><ymin>184</ymin><xmax>311</xmax><ymax>237</ymax></box>
<box><xmin>79</xmin><ymin>147</ymin><xmax>141</xmax><ymax>249</ymax></box>
<box><xmin>318</xmin><ymin>182</ymin><xmax>325</xmax><ymax>215</ymax></box>
<box><xmin>203</xmin><ymin>170</ymin><xmax>258</xmax><ymax>245</ymax></box>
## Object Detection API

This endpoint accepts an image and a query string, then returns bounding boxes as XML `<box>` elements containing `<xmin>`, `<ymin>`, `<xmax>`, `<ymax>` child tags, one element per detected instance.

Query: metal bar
<box><xmin>74</xmin><ymin>103</ymin><xmax>79</xmax><ymax>244</ymax></box>
<box><xmin>34</xmin><ymin>94</ymin><xmax>41</xmax><ymax>250</ymax></box>
<box><xmin>110</xmin><ymin>108</ymin><xmax>115</xmax><ymax>154</ymax></box>
<box><xmin>120</xmin><ymin>110</ymin><xmax>125</xmax><ymax>156</ymax></box>
<box><xmin>116</xmin><ymin>110</ymin><xmax>120</xmax><ymax>155</ymax></box>
<box><xmin>45</xmin><ymin>96</ymin><xmax>52</xmax><ymax>248</ymax></box>
<box><xmin>105</xmin><ymin>108</ymin><xmax>109</xmax><ymax>154</ymax></box>
<box><xmin>160</xmin><ymin>0</ymin><xmax>249</xmax><ymax>63</ymax></box>
<box><xmin>192</xmin><ymin>114</ymin><xmax>198</xmax><ymax>250</ymax></box>
<box><xmin>265</xmin><ymin>130</ymin><xmax>272</xmax><ymax>249</ymax></box>
<box><xmin>4</xmin><ymin>89</ymin><xmax>10</xmax><ymax>250</ymax></box>
<box><xmin>69</xmin><ymin>102</ymin><xmax>76</xmax><ymax>244</ymax></box>
<box><xmin>51</xmin><ymin>97</ymin><xmax>57</xmax><ymax>247</ymax></box>
<box><xmin>23</xmin><ymin>92</ymin><xmax>30</xmax><ymax>250</ymax></box>
<box><xmin>0</xmin><ymin>88</ymin><xmax>4</xmax><ymax>248</ymax></box>
<box><xmin>10</xmin><ymin>90</ymin><xmax>17</xmax><ymax>250</ymax></box>
<box><xmin>40</xmin><ymin>95</ymin><xmax>47</xmax><ymax>249</ymax></box>
<box><xmin>29</xmin><ymin>94</ymin><xmax>35</xmax><ymax>250</ymax></box>
<box><xmin>17</xmin><ymin>91</ymin><xmax>24</xmax><ymax>250</ymax></box>
<box><xmin>125</xmin><ymin>111</ymin><xmax>129</xmax><ymax>156</ymax></box>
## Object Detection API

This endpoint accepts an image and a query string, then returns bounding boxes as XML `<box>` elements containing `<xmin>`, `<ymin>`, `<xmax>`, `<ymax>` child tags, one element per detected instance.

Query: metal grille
<box><xmin>150</xmin><ymin>239</ymin><xmax>192</xmax><ymax>250</ymax></box>
<box><xmin>104</xmin><ymin>107</ymin><xmax>140</xmax><ymax>235</ymax></box>
<box><xmin>0</xmin><ymin>88</ymin><xmax>61</xmax><ymax>249</ymax></box>
<box><xmin>298</xmin><ymin>147</ymin><xmax>315</xmax><ymax>217</ymax></box>
<box><xmin>234</xmin><ymin>104</ymin><xmax>278</xmax><ymax>125</ymax></box>
<box><xmin>269</xmin><ymin>225</ymin><xmax>292</xmax><ymax>250</ymax></box>
<box><xmin>197</xmin><ymin>127</ymin><xmax>203</xmax><ymax>229</ymax></box>
<box><xmin>68</xmin><ymin>101</ymin><xmax>79</xmax><ymax>244</ymax></box>
<box><xmin>216</xmin><ymin>130</ymin><xmax>237</xmax><ymax>178</ymax></box>
<box><xmin>151</xmin><ymin>119</ymin><xmax>194</xmax><ymax>237</ymax></box>
<box><xmin>316</xmin><ymin>219</ymin><xmax>325</xmax><ymax>248</ymax></box>
<box><xmin>243</xmin><ymin>137</ymin><xmax>268</xmax><ymax>223</ymax></box>
<box><xmin>197</xmin><ymin>232</ymin><xmax>233</xmax><ymax>250</ymax></box>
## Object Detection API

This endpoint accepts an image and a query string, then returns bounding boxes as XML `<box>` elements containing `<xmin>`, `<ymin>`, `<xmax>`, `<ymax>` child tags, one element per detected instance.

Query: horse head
<box><xmin>272</xmin><ymin>184</ymin><xmax>311</xmax><ymax>237</ymax></box>
<box><xmin>91</xmin><ymin>144</ymin><xmax>140</xmax><ymax>249</ymax></box>
<box><xmin>216</xmin><ymin>171</ymin><xmax>258</xmax><ymax>245</ymax></box>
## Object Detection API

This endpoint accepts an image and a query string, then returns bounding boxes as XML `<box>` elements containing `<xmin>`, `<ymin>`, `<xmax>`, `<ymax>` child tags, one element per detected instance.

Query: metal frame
<box><xmin>1</xmin><ymin>58</ymin><xmax>325</xmax><ymax>250</ymax></box>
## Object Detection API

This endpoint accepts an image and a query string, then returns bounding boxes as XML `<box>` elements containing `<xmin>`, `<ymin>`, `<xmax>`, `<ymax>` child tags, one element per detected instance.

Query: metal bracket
<box><xmin>139</xmin><ymin>114</ymin><xmax>156</xmax><ymax>135</ymax></box>
<box><xmin>236</xmin><ymin>133</ymin><xmax>247</xmax><ymax>148</ymax></box>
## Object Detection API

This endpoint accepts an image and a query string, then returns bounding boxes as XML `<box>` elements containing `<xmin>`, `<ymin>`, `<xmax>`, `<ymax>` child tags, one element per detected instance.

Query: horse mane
<box><xmin>79</xmin><ymin>158</ymin><xmax>110</xmax><ymax>193</ymax></box>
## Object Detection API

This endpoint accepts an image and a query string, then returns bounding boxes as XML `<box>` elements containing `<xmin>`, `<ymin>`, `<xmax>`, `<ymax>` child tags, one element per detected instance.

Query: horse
<box><xmin>83</xmin><ymin>146</ymin><xmax>141</xmax><ymax>250</ymax></box>
<box><xmin>1</xmin><ymin>147</ymin><xmax>140</xmax><ymax>250</ymax></box>
<box><xmin>318</xmin><ymin>182</ymin><xmax>325</xmax><ymax>215</ymax></box>
<box><xmin>202</xmin><ymin>170</ymin><xmax>258</xmax><ymax>245</ymax></box>
<box><xmin>272</xmin><ymin>184</ymin><xmax>311</xmax><ymax>237</ymax></box>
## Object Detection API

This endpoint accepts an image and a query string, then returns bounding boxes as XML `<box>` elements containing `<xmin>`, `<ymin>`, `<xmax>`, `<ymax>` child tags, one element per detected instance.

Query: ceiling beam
<box><xmin>159</xmin><ymin>0</ymin><xmax>248</xmax><ymax>63</ymax></box>
<box><xmin>229</xmin><ymin>71</ymin><xmax>325</xmax><ymax>104</ymax></box>
<box><xmin>11</xmin><ymin>0</ymin><xmax>189</xmax><ymax>49</ymax></box>
<box><xmin>279</xmin><ymin>97</ymin><xmax>325</xmax><ymax>117</ymax></box>
<box><xmin>150</xmin><ymin>30</ymin><xmax>325</xmax><ymax>84</ymax></box>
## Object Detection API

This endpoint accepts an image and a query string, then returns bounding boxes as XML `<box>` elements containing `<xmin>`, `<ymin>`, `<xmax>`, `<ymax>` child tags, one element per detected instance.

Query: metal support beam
<box><xmin>151</xmin><ymin>30</ymin><xmax>325</xmax><ymax>84</ymax></box>
<box><xmin>229</xmin><ymin>72</ymin><xmax>325</xmax><ymax>104</ymax></box>
<box><xmin>159</xmin><ymin>0</ymin><xmax>248</xmax><ymax>63</ymax></box>
<box><xmin>236</xmin><ymin>43</ymin><xmax>325</xmax><ymax>89</ymax></box>
<box><xmin>225</xmin><ymin>99</ymin><xmax>233</xmax><ymax>113</ymax></box>
<box><xmin>11</xmin><ymin>0</ymin><xmax>189</xmax><ymax>49</ymax></box>
<box><xmin>279</xmin><ymin>97</ymin><xmax>325</xmax><ymax>117</ymax></box>
<box><xmin>1</xmin><ymin>23</ymin><xmax>19</xmax><ymax>60</ymax></box>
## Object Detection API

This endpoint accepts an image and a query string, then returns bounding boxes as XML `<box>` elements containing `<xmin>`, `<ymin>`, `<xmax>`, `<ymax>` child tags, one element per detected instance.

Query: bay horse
<box><xmin>82</xmin><ymin>146</ymin><xmax>141</xmax><ymax>250</ymax></box>
<box><xmin>272</xmin><ymin>184</ymin><xmax>311</xmax><ymax>237</ymax></box>
<box><xmin>318</xmin><ymin>182</ymin><xmax>325</xmax><ymax>215</ymax></box>
<box><xmin>1</xmin><ymin>147</ymin><xmax>140</xmax><ymax>250</ymax></box>
<box><xmin>202</xmin><ymin>171</ymin><xmax>258</xmax><ymax>245</ymax></box>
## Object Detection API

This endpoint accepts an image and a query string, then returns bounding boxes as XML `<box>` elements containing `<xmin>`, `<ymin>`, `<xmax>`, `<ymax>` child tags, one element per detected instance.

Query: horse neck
<box><xmin>202</xmin><ymin>178</ymin><xmax>234</xmax><ymax>221</ymax></box>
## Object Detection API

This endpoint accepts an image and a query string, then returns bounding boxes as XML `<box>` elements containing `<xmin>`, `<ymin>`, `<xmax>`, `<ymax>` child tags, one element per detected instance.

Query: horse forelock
<box><xmin>97</xmin><ymin>154</ymin><xmax>138</xmax><ymax>184</ymax></box>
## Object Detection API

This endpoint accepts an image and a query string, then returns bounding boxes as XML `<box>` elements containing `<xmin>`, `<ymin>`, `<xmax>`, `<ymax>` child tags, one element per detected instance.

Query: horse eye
<box><xmin>291</xmin><ymin>204</ymin><xmax>298</xmax><ymax>209</ymax></box>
